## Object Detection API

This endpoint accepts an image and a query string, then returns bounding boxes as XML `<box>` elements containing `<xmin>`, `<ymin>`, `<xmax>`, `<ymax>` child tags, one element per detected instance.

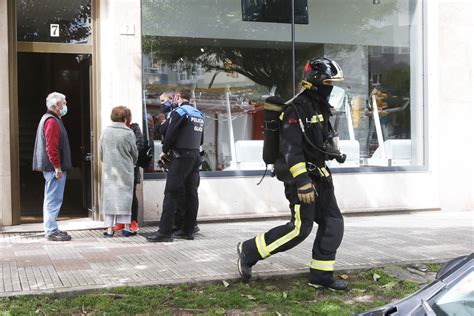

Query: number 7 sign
<box><xmin>50</xmin><ymin>24</ymin><xmax>59</xmax><ymax>37</ymax></box>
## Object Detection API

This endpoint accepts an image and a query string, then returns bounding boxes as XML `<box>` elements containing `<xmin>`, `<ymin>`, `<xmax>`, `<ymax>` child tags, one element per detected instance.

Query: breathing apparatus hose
<box><xmin>289</xmin><ymin>103</ymin><xmax>347</xmax><ymax>164</ymax></box>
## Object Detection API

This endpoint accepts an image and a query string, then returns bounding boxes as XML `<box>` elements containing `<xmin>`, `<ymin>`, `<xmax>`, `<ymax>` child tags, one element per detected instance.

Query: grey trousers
<box><xmin>104</xmin><ymin>214</ymin><xmax>131</xmax><ymax>227</ymax></box>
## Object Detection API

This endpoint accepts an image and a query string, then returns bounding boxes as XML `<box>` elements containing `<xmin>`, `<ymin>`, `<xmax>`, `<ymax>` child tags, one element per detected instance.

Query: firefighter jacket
<box><xmin>161</xmin><ymin>102</ymin><xmax>204</xmax><ymax>153</ymax></box>
<box><xmin>276</xmin><ymin>89</ymin><xmax>334</xmax><ymax>187</ymax></box>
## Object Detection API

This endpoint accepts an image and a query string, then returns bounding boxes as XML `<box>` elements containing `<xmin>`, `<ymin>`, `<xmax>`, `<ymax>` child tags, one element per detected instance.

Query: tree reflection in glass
<box><xmin>16</xmin><ymin>0</ymin><xmax>91</xmax><ymax>44</ymax></box>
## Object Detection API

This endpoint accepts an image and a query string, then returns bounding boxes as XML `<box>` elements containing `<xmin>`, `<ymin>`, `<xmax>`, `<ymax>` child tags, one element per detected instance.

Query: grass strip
<box><xmin>0</xmin><ymin>266</ymin><xmax>439</xmax><ymax>316</ymax></box>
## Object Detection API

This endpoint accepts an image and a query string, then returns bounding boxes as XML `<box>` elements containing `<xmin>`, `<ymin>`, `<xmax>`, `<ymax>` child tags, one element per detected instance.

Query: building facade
<box><xmin>0</xmin><ymin>0</ymin><xmax>473</xmax><ymax>227</ymax></box>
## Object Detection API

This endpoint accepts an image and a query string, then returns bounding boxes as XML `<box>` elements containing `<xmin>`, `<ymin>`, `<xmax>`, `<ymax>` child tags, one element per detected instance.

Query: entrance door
<box><xmin>17</xmin><ymin>52</ymin><xmax>93</xmax><ymax>223</ymax></box>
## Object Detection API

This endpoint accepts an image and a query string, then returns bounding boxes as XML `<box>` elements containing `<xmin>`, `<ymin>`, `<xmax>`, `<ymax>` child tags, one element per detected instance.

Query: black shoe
<box><xmin>146</xmin><ymin>232</ymin><xmax>174</xmax><ymax>242</ymax></box>
<box><xmin>174</xmin><ymin>229</ymin><xmax>194</xmax><ymax>238</ymax></box>
<box><xmin>237</xmin><ymin>242</ymin><xmax>252</xmax><ymax>281</ymax></box>
<box><xmin>57</xmin><ymin>230</ymin><xmax>69</xmax><ymax>236</ymax></box>
<box><xmin>308</xmin><ymin>277</ymin><xmax>348</xmax><ymax>291</ymax></box>
<box><xmin>46</xmin><ymin>232</ymin><xmax>72</xmax><ymax>241</ymax></box>
<box><xmin>175</xmin><ymin>234</ymin><xmax>194</xmax><ymax>240</ymax></box>
<box><xmin>173</xmin><ymin>226</ymin><xmax>200</xmax><ymax>234</ymax></box>
<box><xmin>309</xmin><ymin>270</ymin><xmax>348</xmax><ymax>291</ymax></box>
<box><xmin>173</xmin><ymin>230</ymin><xmax>194</xmax><ymax>240</ymax></box>
<box><xmin>173</xmin><ymin>229</ymin><xmax>186</xmax><ymax>236</ymax></box>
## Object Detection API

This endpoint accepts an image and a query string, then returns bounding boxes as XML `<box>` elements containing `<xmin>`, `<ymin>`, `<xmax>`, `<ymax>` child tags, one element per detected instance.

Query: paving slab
<box><xmin>0</xmin><ymin>210</ymin><xmax>472</xmax><ymax>297</ymax></box>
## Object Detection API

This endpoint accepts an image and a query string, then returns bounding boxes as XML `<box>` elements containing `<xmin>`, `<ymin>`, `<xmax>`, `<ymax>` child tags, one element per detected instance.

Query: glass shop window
<box><xmin>142</xmin><ymin>0</ymin><xmax>424</xmax><ymax>173</ymax></box>
<box><xmin>142</xmin><ymin>0</ymin><xmax>292</xmax><ymax>172</ymax></box>
<box><xmin>295</xmin><ymin>0</ymin><xmax>423</xmax><ymax>169</ymax></box>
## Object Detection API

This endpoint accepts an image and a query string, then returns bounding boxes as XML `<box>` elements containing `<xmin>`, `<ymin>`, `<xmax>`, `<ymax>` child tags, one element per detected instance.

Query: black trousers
<box><xmin>174</xmin><ymin>206</ymin><xmax>197</xmax><ymax>231</ymax></box>
<box><xmin>242</xmin><ymin>175</ymin><xmax>344</xmax><ymax>272</ymax></box>
<box><xmin>159</xmin><ymin>150</ymin><xmax>201</xmax><ymax>236</ymax></box>
<box><xmin>131</xmin><ymin>182</ymin><xmax>138</xmax><ymax>222</ymax></box>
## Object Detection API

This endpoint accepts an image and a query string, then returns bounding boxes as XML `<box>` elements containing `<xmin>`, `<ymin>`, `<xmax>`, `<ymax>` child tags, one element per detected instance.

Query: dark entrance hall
<box><xmin>17</xmin><ymin>52</ymin><xmax>92</xmax><ymax>224</ymax></box>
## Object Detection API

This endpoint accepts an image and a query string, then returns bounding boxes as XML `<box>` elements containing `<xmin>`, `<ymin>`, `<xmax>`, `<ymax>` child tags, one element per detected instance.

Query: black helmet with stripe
<box><xmin>302</xmin><ymin>57</ymin><xmax>344</xmax><ymax>90</ymax></box>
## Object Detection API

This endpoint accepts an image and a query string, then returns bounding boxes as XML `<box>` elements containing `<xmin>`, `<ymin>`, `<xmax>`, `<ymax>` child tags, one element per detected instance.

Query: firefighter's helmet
<box><xmin>302</xmin><ymin>57</ymin><xmax>344</xmax><ymax>89</ymax></box>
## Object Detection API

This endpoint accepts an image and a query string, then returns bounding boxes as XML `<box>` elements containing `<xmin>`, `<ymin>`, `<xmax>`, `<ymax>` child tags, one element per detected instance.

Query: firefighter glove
<box><xmin>297</xmin><ymin>182</ymin><xmax>316</xmax><ymax>204</ymax></box>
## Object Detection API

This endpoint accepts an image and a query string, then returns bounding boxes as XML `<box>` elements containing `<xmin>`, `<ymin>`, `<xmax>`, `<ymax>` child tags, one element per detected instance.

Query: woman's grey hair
<box><xmin>46</xmin><ymin>92</ymin><xmax>66</xmax><ymax>110</ymax></box>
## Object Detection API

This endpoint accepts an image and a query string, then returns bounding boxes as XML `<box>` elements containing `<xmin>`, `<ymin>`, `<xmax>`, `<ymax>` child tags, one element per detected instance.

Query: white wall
<box><xmin>0</xmin><ymin>0</ymin><xmax>12</xmax><ymax>226</ymax></box>
<box><xmin>99</xmin><ymin>0</ymin><xmax>142</xmax><ymax>128</ymax></box>
<box><xmin>144</xmin><ymin>177</ymin><xmax>289</xmax><ymax>222</ymax></box>
<box><xmin>144</xmin><ymin>169</ymin><xmax>440</xmax><ymax>222</ymax></box>
<box><xmin>437</xmin><ymin>0</ymin><xmax>474</xmax><ymax>211</ymax></box>
<box><xmin>98</xmin><ymin>0</ymin><xmax>143</xmax><ymax>215</ymax></box>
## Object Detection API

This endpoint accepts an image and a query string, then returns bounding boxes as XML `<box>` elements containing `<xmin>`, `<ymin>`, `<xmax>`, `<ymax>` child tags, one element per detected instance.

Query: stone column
<box><xmin>0</xmin><ymin>0</ymin><xmax>13</xmax><ymax>226</ymax></box>
<box><xmin>98</xmin><ymin>0</ymin><xmax>144</xmax><ymax>221</ymax></box>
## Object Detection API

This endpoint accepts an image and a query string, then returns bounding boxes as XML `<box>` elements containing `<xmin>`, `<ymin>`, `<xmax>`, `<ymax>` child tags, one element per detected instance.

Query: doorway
<box><xmin>17</xmin><ymin>52</ymin><xmax>93</xmax><ymax>224</ymax></box>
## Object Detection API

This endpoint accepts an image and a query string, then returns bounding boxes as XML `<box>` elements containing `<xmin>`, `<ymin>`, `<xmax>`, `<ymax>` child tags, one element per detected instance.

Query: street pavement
<box><xmin>0</xmin><ymin>210</ymin><xmax>472</xmax><ymax>297</ymax></box>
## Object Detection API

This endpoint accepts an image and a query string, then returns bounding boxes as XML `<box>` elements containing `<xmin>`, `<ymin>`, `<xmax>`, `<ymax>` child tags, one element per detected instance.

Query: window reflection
<box><xmin>142</xmin><ymin>0</ymin><xmax>293</xmax><ymax>172</ymax></box>
<box><xmin>143</xmin><ymin>36</ymin><xmax>292</xmax><ymax>171</ymax></box>
<box><xmin>16</xmin><ymin>0</ymin><xmax>91</xmax><ymax>44</ymax></box>
<box><xmin>296</xmin><ymin>0</ymin><xmax>419</xmax><ymax>168</ymax></box>
<box><xmin>142</xmin><ymin>0</ymin><xmax>423</xmax><ymax>172</ymax></box>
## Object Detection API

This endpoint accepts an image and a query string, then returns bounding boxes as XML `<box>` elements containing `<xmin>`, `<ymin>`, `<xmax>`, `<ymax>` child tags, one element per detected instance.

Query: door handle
<box><xmin>85</xmin><ymin>153</ymin><xmax>92</xmax><ymax>162</ymax></box>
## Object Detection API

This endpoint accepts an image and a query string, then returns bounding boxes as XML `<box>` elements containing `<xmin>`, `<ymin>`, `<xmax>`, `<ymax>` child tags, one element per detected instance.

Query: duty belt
<box><xmin>172</xmin><ymin>148</ymin><xmax>200</xmax><ymax>158</ymax></box>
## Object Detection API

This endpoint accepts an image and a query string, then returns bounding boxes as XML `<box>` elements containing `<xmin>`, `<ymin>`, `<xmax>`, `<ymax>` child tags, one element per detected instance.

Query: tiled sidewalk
<box><xmin>0</xmin><ymin>211</ymin><xmax>473</xmax><ymax>297</ymax></box>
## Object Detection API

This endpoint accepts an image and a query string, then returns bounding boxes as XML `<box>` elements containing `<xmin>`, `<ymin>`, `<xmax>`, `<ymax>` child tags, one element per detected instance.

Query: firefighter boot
<box><xmin>308</xmin><ymin>270</ymin><xmax>348</xmax><ymax>291</ymax></box>
<box><xmin>237</xmin><ymin>242</ymin><xmax>253</xmax><ymax>281</ymax></box>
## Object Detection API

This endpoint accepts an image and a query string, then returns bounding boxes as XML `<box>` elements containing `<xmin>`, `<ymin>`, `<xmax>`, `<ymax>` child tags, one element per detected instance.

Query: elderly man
<box><xmin>32</xmin><ymin>92</ymin><xmax>72</xmax><ymax>241</ymax></box>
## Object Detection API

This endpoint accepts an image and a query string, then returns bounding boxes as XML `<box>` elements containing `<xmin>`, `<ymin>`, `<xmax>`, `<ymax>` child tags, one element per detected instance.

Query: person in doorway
<box><xmin>112</xmin><ymin>108</ymin><xmax>144</xmax><ymax>234</ymax></box>
<box><xmin>33</xmin><ymin>92</ymin><xmax>72</xmax><ymax>241</ymax></box>
<box><xmin>100</xmin><ymin>106</ymin><xmax>138</xmax><ymax>237</ymax></box>
<box><xmin>237</xmin><ymin>57</ymin><xmax>348</xmax><ymax>290</ymax></box>
<box><xmin>146</xmin><ymin>87</ymin><xmax>204</xmax><ymax>242</ymax></box>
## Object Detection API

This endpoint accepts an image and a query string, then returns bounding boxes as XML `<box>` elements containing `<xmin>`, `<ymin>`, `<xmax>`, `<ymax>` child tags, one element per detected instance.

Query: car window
<box><xmin>431</xmin><ymin>270</ymin><xmax>474</xmax><ymax>316</ymax></box>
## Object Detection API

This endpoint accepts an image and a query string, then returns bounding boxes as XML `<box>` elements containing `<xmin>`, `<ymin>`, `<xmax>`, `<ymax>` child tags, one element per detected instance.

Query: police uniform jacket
<box><xmin>161</xmin><ymin>102</ymin><xmax>204</xmax><ymax>153</ymax></box>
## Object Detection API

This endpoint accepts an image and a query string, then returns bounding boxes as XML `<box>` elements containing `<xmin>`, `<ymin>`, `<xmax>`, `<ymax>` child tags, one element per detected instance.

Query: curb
<box><xmin>0</xmin><ymin>258</ymin><xmax>449</xmax><ymax>299</ymax></box>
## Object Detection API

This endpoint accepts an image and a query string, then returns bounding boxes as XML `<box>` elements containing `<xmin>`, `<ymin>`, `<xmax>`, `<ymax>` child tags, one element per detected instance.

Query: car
<box><xmin>357</xmin><ymin>253</ymin><xmax>474</xmax><ymax>316</ymax></box>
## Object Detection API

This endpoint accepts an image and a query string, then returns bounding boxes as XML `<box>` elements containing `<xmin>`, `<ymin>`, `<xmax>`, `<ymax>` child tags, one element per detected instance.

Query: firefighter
<box><xmin>237</xmin><ymin>57</ymin><xmax>348</xmax><ymax>290</ymax></box>
<box><xmin>146</xmin><ymin>87</ymin><xmax>204</xmax><ymax>242</ymax></box>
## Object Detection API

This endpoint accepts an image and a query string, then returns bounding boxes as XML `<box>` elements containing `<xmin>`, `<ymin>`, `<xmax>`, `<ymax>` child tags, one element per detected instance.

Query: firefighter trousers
<box><xmin>242</xmin><ymin>178</ymin><xmax>344</xmax><ymax>272</ymax></box>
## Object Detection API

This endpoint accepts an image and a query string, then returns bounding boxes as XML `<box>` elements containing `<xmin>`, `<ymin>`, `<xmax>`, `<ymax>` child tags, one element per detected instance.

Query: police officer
<box><xmin>155</xmin><ymin>89</ymin><xmax>201</xmax><ymax>236</ymax></box>
<box><xmin>147</xmin><ymin>87</ymin><xmax>204</xmax><ymax>242</ymax></box>
<box><xmin>237</xmin><ymin>57</ymin><xmax>348</xmax><ymax>290</ymax></box>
